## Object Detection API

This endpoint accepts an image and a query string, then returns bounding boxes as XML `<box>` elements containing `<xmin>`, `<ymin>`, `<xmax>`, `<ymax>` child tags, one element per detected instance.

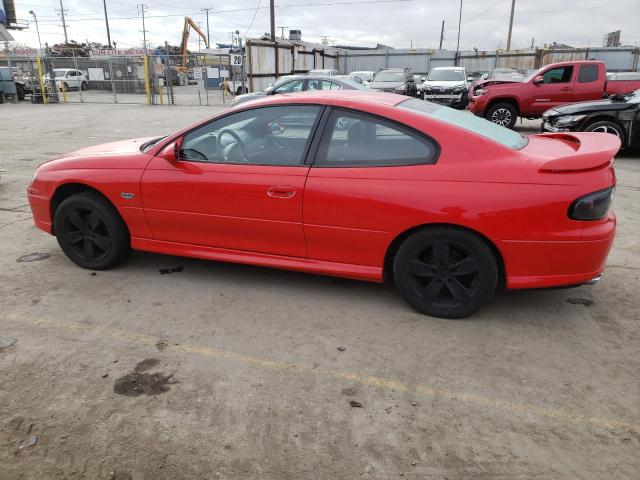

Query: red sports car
<box><xmin>27</xmin><ymin>91</ymin><xmax>618</xmax><ymax>318</ymax></box>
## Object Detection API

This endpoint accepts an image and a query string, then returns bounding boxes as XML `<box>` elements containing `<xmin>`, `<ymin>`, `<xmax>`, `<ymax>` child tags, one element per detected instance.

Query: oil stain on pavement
<box><xmin>113</xmin><ymin>358</ymin><xmax>176</xmax><ymax>397</ymax></box>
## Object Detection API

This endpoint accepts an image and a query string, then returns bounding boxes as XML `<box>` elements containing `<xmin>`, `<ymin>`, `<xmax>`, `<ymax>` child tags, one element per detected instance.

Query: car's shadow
<box><xmin>120</xmin><ymin>250</ymin><xmax>591</xmax><ymax>327</ymax></box>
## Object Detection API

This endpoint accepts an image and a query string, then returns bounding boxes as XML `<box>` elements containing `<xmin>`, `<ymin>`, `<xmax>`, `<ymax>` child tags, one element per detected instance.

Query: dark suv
<box><xmin>368</xmin><ymin>68</ymin><xmax>417</xmax><ymax>97</ymax></box>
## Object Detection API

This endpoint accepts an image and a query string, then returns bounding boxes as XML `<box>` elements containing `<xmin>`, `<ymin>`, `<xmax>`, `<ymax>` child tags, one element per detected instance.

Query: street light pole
<box><xmin>29</xmin><ymin>10</ymin><xmax>43</xmax><ymax>53</ymax></box>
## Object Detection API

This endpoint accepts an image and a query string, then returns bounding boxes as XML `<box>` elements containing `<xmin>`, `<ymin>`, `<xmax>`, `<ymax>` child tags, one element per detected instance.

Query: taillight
<box><xmin>568</xmin><ymin>187</ymin><xmax>615</xmax><ymax>221</ymax></box>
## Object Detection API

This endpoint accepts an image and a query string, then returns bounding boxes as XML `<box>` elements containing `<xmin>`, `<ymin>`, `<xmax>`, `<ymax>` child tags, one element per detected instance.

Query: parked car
<box><xmin>231</xmin><ymin>74</ymin><xmax>365</xmax><ymax>106</ymax></box>
<box><xmin>28</xmin><ymin>91</ymin><xmax>617</xmax><ymax>318</ymax></box>
<box><xmin>349</xmin><ymin>70</ymin><xmax>375</xmax><ymax>86</ymax></box>
<box><xmin>369</xmin><ymin>68</ymin><xmax>417</xmax><ymax>97</ymax></box>
<box><xmin>308</xmin><ymin>69</ymin><xmax>339</xmax><ymax>76</ymax></box>
<box><xmin>542</xmin><ymin>89</ymin><xmax>640</xmax><ymax>149</ymax></box>
<box><xmin>45</xmin><ymin>68</ymin><xmax>88</xmax><ymax>91</ymax></box>
<box><xmin>468</xmin><ymin>60</ymin><xmax>640</xmax><ymax>128</ymax></box>
<box><xmin>422</xmin><ymin>67</ymin><xmax>470</xmax><ymax>109</ymax></box>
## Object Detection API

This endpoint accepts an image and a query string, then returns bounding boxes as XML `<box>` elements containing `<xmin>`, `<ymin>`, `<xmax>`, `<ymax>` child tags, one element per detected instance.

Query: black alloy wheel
<box><xmin>394</xmin><ymin>227</ymin><xmax>498</xmax><ymax>318</ymax></box>
<box><xmin>54</xmin><ymin>192</ymin><xmax>130</xmax><ymax>270</ymax></box>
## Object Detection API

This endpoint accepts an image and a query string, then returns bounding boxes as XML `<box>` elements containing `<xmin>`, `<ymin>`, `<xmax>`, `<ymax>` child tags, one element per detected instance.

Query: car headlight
<box><xmin>554</xmin><ymin>114</ymin><xmax>587</xmax><ymax>126</ymax></box>
<box><xmin>395</xmin><ymin>85</ymin><xmax>405</xmax><ymax>91</ymax></box>
<box><xmin>474</xmin><ymin>88</ymin><xmax>488</xmax><ymax>96</ymax></box>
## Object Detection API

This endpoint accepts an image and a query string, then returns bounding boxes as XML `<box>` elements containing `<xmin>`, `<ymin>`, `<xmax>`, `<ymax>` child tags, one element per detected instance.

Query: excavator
<box><xmin>178</xmin><ymin>17</ymin><xmax>209</xmax><ymax>73</ymax></box>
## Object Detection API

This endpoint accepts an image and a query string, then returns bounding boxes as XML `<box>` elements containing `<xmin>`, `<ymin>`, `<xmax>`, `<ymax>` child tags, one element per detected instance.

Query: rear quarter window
<box><xmin>578</xmin><ymin>64</ymin><xmax>599</xmax><ymax>83</ymax></box>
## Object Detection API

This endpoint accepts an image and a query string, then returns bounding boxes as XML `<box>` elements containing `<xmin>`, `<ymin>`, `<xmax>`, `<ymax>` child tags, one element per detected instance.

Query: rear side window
<box><xmin>578</xmin><ymin>64</ymin><xmax>599</xmax><ymax>83</ymax></box>
<box><xmin>316</xmin><ymin>109</ymin><xmax>438</xmax><ymax>167</ymax></box>
<box><xmin>399</xmin><ymin>99</ymin><xmax>527</xmax><ymax>150</ymax></box>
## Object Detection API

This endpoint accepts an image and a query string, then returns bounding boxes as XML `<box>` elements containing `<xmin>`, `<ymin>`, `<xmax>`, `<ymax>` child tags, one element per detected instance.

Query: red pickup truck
<box><xmin>467</xmin><ymin>60</ymin><xmax>640</xmax><ymax>128</ymax></box>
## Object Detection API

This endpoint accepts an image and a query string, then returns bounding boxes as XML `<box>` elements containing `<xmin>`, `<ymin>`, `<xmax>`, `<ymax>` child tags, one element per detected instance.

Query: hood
<box><xmin>369</xmin><ymin>80</ymin><xmax>404</xmax><ymax>90</ymax></box>
<box><xmin>40</xmin><ymin>137</ymin><xmax>156</xmax><ymax>172</ymax></box>
<box><xmin>423</xmin><ymin>80</ymin><xmax>466</xmax><ymax>88</ymax></box>
<box><xmin>546</xmin><ymin>98</ymin><xmax>632</xmax><ymax>116</ymax></box>
<box><xmin>61</xmin><ymin>137</ymin><xmax>157</xmax><ymax>157</ymax></box>
<box><xmin>475</xmin><ymin>79</ymin><xmax>520</xmax><ymax>89</ymax></box>
<box><xmin>232</xmin><ymin>91</ymin><xmax>268</xmax><ymax>105</ymax></box>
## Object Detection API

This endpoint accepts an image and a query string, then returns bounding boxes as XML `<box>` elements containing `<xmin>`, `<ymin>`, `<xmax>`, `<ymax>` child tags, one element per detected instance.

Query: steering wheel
<box><xmin>217</xmin><ymin>129</ymin><xmax>248</xmax><ymax>162</ymax></box>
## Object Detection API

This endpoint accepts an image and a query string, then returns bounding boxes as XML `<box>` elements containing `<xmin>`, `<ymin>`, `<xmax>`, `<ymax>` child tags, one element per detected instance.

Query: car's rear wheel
<box><xmin>54</xmin><ymin>192</ymin><xmax>130</xmax><ymax>270</ymax></box>
<box><xmin>485</xmin><ymin>102</ymin><xmax>517</xmax><ymax>129</ymax></box>
<box><xmin>584</xmin><ymin>120</ymin><xmax>625</xmax><ymax>144</ymax></box>
<box><xmin>393</xmin><ymin>227</ymin><xmax>498</xmax><ymax>318</ymax></box>
<box><xmin>16</xmin><ymin>83</ymin><xmax>25</xmax><ymax>101</ymax></box>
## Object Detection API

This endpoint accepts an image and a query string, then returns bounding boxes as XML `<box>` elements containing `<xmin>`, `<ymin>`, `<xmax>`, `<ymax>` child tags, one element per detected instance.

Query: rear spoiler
<box><xmin>535</xmin><ymin>132</ymin><xmax>620</xmax><ymax>173</ymax></box>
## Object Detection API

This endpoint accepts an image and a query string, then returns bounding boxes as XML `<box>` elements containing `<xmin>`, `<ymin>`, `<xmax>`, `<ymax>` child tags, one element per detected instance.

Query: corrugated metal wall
<box><xmin>246</xmin><ymin>40</ymin><xmax>338</xmax><ymax>92</ymax></box>
<box><xmin>337</xmin><ymin>47</ymin><xmax>640</xmax><ymax>76</ymax></box>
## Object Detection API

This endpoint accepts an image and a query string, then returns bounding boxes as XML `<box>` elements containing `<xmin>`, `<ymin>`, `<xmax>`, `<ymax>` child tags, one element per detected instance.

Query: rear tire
<box><xmin>393</xmin><ymin>227</ymin><xmax>498</xmax><ymax>318</ymax></box>
<box><xmin>16</xmin><ymin>83</ymin><xmax>25</xmax><ymax>101</ymax></box>
<box><xmin>53</xmin><ymin>192</ymin><xmax>130</xmax><ymax>270</ymax></box>
<box><xmin>485</xmin><ymin>102</ymin><xmax>518</xmax><ymax>129</ymax></box>
<box><xmin>583</xmin><ymin>120</ymin><xmax>625</xmax><ymax>145</ymax></box>
<box><xmin>81</xmin><ymin>81</ymin><xmax>88</xmax><ymax>91</ymax></box>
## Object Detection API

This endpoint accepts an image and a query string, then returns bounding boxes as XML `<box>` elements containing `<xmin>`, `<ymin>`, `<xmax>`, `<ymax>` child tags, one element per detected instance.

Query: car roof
<box><xmin>432</xmin><ymin>67</ymin><xmax>464</xmax><ymax>71</ymax></box>
<box><xmin>232</xmin><ymin>90</ymin><xmax>406</xmax><ymax>109</ymax></box>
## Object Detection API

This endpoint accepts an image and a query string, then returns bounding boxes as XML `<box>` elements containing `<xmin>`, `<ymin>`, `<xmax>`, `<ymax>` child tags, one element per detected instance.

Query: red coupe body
<box><xmin>28</xmin><ymin>91</ymin><xmax>617</xmax><ymax>293</ymax></box>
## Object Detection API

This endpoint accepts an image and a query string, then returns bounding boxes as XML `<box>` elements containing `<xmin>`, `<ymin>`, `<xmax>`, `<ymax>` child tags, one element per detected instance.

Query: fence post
<box><xmin>35</xmin><ymin>56</ymin><xmax>48</xmax><ymax>105</ymax></box>
<box><xmin>143</xmin><ymin>55</ymin><xmax>152</xmax><ymax>105</ymax></box>
<box><xmin>108</xmin><ymin>57</ymin><xmax>117</xmax><ymax>103</ymax></box>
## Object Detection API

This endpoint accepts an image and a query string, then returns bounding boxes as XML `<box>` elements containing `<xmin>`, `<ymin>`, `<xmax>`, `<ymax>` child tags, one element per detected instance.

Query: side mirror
<box><xmin>533</xmin><ymin>75</ymin><xmax>544</xmax><ymax>84</ymax></box>
<box><xmin>161</xmin><ymin>141</ymin><xmax>180</xmax><ymax>163</ymax></box>
<box><xmin>467</xmin><ymin>76</ymin><xmax>474</xmax><ymax>82</ymax></box>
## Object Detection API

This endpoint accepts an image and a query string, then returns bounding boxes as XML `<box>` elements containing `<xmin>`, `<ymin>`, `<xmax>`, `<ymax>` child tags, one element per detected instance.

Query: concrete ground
<box><xmin>1</xmin><ymin>103</ymin><xmax>639</xmax><ymax>480</ymax></box>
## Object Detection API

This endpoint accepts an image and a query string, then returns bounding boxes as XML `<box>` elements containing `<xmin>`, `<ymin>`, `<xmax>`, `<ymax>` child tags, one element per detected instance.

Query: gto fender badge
<box><xmin>120</xmin><ymin>192</ymin><xmax>135</xmax><ymax>200</ymax></box>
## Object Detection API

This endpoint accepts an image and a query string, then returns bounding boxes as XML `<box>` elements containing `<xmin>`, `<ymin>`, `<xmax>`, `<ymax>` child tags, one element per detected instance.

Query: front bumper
<box><xmin>423</xmin><ymin>92</ymin><xmax>468</xmax><ymax>108</ymax></box>
<box><xmin>467</xmin><ymin>95</ymin><xmax>487</xmax><ymax>115</ymax></box>
<box><xmin>27</xmin><ymin>182</ymin><xmax>53</xmax><ymax>234</ymax></box>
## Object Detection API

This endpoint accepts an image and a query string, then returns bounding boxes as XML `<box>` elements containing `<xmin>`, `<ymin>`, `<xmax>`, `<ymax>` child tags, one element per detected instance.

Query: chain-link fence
<box><xmin>1</xmin><ymin>52</ymin><xmax>241</xmax><ymax>106</ymax></box>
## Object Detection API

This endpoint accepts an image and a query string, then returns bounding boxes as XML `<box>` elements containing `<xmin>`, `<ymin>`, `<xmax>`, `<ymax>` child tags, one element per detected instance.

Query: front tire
<box><xmin>393</xmin><ymin>227</ymin><xmax>498</xmax><ymax>318</ymax></box>
<box><xmin>81</xmin><ymin>81</ymin><xmax>88</xmax><ymax>91</ymax></box>
<box><xmin>485</xmin><ymin>102</ymin><xmax>518</xmax><ymax>129</ymax></box>
<box><xmin>583</xmin><ymin>120</ymin><xmax>625</xmax><ymax>145</ymax></box>
<box><xmin>54</xmin><ymin>192</ymin><xmax>130</xmax><ymax>270</ymax></box>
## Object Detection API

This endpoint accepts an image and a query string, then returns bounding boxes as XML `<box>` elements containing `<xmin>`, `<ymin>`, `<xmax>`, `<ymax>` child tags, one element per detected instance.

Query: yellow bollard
<box><xmin>35</xmin><ymin>57</ymin><xmax>48</xmax><ymax>105</ymax></box>
<box><xmin>60</xmin><ymin>80</ymin><xmax>68</xmax><ymax>102</ymax></box>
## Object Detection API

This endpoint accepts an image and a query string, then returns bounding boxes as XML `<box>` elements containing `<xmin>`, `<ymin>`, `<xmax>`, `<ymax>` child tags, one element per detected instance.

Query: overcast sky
<box><xmin>7</xmin><ymin>0</ymin><xmax>640</xmax><ymax>51</ymax></box>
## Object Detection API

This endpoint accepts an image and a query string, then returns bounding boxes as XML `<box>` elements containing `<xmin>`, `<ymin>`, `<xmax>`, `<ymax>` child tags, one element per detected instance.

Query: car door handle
<box><xmin>561</xmin><ymin>86</ymin><xmax>571</xmax><ymax>90</ymax></box>
<box><xmin>267</xmin><ymin>186</ymin><xmax>296</xmax><ymax>198</ymax></box>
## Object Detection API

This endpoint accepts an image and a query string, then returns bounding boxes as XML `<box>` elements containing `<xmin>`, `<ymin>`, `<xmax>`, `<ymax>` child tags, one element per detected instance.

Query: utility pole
<box><xmin>320</xmin><ymin>35</ymin><xmax>329</xmax><ymax>46</ymax></box>
<box><xmin>439</xmin><ymin>20</ymin><xmax>445</xmax><ymax>49</ymax></box>
<box><xmin>506</xmin><ymin>0</ymin><xmax>516</xmax><ymax>50</ymax></box>
<box><xmin>269</xmin><ymin>0</ymin><xmax>276</xmax><ymax>41</ymax></box>
<box><xmin>56</xmin><ymin>0</ymin><xmax>69</xmax><ymax>44</ymax></box>
<box><xmin>278</xmin><ymin>26</ymin><xmax>288</xmax><ymax>39</ymax></box>
<box><xmin>102</xmin><ymin>0</ymin><xmax>112</xmax><ymax>48</ymax></box>
<box><xmin>138</xmin><ymin>4</ymin><xmax>148</xmax><ymax>52</ymax></box>
<box><xmin>455</xmin><ymin>0</ymin><xmax>462</xmax><ymax>64</ymax></box>
<box><xmin>201</xmin><ymin>7</ymin><xmax>212</xmax><ymax>47</ymax></box>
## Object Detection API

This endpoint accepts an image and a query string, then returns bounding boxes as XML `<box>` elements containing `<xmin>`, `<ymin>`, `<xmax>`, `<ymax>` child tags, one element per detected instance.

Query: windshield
<box><xmin>373</xmin><ymin>71</ymin><xmax>405</xmax><ymax>82</ymax></box>
<box><xmin>522</xmin><ymin>67</ymin><xmax>546</xmax><ymax>83</ymax></box>
<box><xmin>427</xmin><ymin>70</ymin><xmax>465</xmax><ymax>81</ymax></box>
<box><xmin>52</xmin><ymin>69</ymin><xmax>67</xmax><ymax>77</ymax></box>
<box><xmin>399</xmin><ymin>98</ymin><xmax>528</xmax><ymax>150</ymax></box>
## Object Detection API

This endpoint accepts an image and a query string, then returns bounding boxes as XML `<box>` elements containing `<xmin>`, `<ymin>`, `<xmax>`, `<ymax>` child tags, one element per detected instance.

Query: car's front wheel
<box><xmin>81</xmin><ymin>81</ymin><xmax>88</xmax><ymax>91</ymax></box>
<box><xmin>54</xmin><ymin>192</ymin><xmax>131</xmax><ymax>270</ymax></box>
<box><xmin>393</xmin><ymin>227</ymin><xmax>498</xmax><ymax>318</ymax></box>
<box><xmin>485</xmin><ymin>102</ymin><xmax>518</xmax><ymax>129</ymax></box>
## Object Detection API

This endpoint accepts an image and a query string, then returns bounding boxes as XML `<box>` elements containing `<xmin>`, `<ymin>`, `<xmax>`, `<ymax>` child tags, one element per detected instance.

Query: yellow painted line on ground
<box><xmin>5</xmin><ymin>314</ymin><xmax>639</xmax><ymax>433</ymax></box>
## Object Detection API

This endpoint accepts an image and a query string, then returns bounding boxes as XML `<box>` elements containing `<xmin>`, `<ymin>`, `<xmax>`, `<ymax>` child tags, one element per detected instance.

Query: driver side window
<box><xmin>179</xmin><ymin>105</ymin><xmax>321</xmax><ymax>166</ymax></box>
<box><xmin>542</xmin><ymin>66</ymin><xmax>573</xmax><ymax>83</ymax></box>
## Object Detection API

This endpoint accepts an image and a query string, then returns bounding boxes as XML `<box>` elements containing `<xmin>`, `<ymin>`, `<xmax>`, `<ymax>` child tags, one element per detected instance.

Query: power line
<box><xmin>245</xmin><ymin>0</ymin><xmax>263</xmax><ymax>37</ymax></box>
